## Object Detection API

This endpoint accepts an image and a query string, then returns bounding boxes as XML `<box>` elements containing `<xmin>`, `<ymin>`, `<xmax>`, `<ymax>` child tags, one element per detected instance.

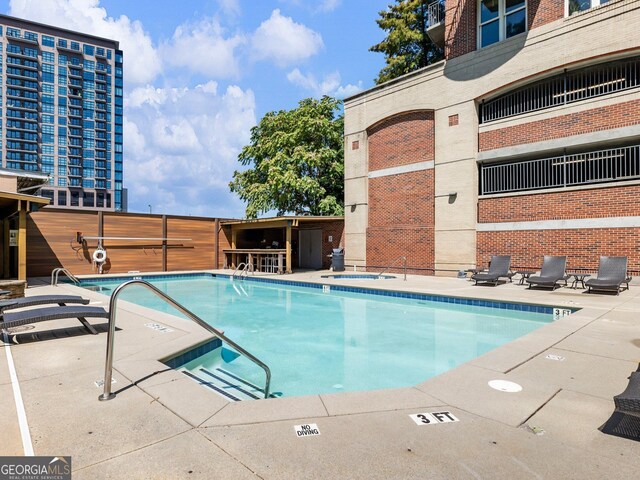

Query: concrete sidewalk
<box><xmin>1</xmin><ymin>271</ymin><xmax>639</xmax><ymax>479</ymax></box>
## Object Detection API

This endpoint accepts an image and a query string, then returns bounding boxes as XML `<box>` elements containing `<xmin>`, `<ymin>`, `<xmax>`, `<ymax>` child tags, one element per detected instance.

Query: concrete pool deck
<box><xmin>1</xmin><ymin>270</ymin><xmax>639</xmax><ymax>478</ymax></box>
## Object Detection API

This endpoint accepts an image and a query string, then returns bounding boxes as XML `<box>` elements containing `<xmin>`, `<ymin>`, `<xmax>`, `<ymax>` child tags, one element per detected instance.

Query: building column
<box><xmin>231</xmin><ymin>228</ymin><xmax>237</xmax><ymax>268</ymax></box>
<box><xmin>286</xmin><ymin>221</ymin><xmax>292</xmax><ymax>273</ymax></box>
<box><xmin>214</xmin><ymin>218</ymin><xmax>220</xmax><ymax>269</ymax></box>
<box><xmin>18</xmin><ymin>201</ymin><xmax>27</xmax><ymax>281</ymax></box>
<box><xmin>162</xmin><ymin>215</ymin><xmax>167</xmax><ymax>272</ymax></box>
<box><xmin>2</xmin><ymin>219</ymin><xmax>9</xmax><ymax>279</ymax></box>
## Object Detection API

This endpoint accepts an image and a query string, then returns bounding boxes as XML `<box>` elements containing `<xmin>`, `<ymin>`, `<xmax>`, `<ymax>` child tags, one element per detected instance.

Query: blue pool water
<box><xmin>82</xmin><ymin>275</ymin><xmax>558</xmax><ymax>397</ymax></box>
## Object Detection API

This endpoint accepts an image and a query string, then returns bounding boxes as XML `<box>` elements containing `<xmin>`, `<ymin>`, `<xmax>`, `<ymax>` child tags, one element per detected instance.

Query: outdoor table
<box><xmin>568</xmin><ymin>273</ymin><xmax>591</xmax><ymax>289</ymax></box>
<box><xmin>515</xmin><ymin>270</ymin><xmax>536</xmax><ymax>286</ymax></box>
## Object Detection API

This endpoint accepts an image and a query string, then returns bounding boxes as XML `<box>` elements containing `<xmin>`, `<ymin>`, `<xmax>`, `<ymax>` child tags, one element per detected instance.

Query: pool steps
<box><xmin>181</xmin><ymin>366</ymin><xmax>269</xmax><ymax>401</ymax></box>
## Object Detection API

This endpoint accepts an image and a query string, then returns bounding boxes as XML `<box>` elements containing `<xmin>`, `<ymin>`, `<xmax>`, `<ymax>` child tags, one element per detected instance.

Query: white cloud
<box><xmin>124</xmin><ymin>83</ymin><xmax>256</xmax><ymax>217</ymax></box>
<box><xmin>217</xmin><ymin>0</ymin><xmax>241</xmax><ymax>17</ymax></box>
<box><xmin>9</xmin><ymin>0</ymin><xmax>161</xmax><ymax>85</ymax></box>
<box><xmin>251</xmin><ymin>9</ymin><xmax>323</xmax><ymax>67</ymax></box>
<box><xmin>278</xmin><ymin>0</ymin><xmax>341</xmax><ymax>14</ymax></box>
<box><xmin>317</xmin><ymin>0</ymin><xmax>341</xmax><ymax>13</ymax></box>
<box><xmin>287</xmin><ymin>68</ymin><xmax>363</xmax><ymax>98</ymax></box>
<box><xmin>160</xmin><ymin>17</ymin><xmax>245</xmax><ymax>78</ymax></box>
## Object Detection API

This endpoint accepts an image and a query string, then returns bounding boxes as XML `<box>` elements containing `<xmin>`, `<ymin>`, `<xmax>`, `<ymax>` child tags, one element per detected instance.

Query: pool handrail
<box><xmin>232</xmin><ymin>262</ymin><xmax>251</xmax><ymax>280</ymax></box>
<box><xmin>51</xmin><ymin>267</ymin><xmax>80</xmax><ymax>286</ymax></box>
<box><xmin>99</xmin><ymin>279</ymin><xmax>271</xmax><ymax>401</ymax></box>
<box><xmin>378</xmin><ymin>256</ymin><xmax>407</xmax><ymax>281</ymax></box>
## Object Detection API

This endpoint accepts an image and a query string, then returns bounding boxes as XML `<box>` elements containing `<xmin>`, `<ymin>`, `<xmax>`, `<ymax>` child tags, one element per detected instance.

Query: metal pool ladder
<box><xmin>231</xmin><ymin>262</ymin><xmax>251</xmax><ymax>281</ymax></box>
<box><xmin>378</xmin><ymin>256</ymin><xmax>408</xmax><ymax>281</ymax></box>
<box><xmin>51</xmin><ymin>267</ymin><xmax>80</xmax><ymax>286</ymax></box>
<box><xmin>99</xmin><ymin>279</ymin><xmax>271</xmax><ymax>401</ymax></box>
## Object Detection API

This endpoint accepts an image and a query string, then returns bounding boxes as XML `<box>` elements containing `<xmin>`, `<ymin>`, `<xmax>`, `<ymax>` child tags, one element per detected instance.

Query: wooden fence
<box><xmin>27</xmin><ymin>209</ymin><xmax>231</xmax><ymax>277</ymax></box>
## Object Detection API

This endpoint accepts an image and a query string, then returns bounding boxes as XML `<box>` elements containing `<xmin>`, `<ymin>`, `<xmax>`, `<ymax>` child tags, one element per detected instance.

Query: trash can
<box><xmin>332</xmin><ymin>248</ymin><xmax>345</xmax><ymax>272</ymax></box>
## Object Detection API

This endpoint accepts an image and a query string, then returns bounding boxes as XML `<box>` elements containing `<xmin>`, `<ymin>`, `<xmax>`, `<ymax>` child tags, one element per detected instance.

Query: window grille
<box><xmin>480</xmin><ymin>144</ymin><xmax>640</xmax><ymax>195</ymax></box>
<box><xmin>480</xmin><ymin>57</ymin><xmax>640</xmax><ymax>123</ymax></box>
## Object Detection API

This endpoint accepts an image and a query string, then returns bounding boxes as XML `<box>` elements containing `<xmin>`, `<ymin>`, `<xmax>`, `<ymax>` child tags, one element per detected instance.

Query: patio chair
<box><xmin>601</xmin><ymin>370</ymin><xmax>640</xmax><ymax>440</ymax></box>
<box><xmin>585</xmin><ymin>256</ymin><xmax>630</xmax><ymax>295</ymax></box>
<box><xmin>526</xmin><ymin>256</ymin><xmax>567</xmax><ymax>290</ymax></box>
<box><xmin>472</xmin><ymin>255</ymin><xmax>511</xmax><ymax>286</ymax></box>
<box><xmin>0</xmin><ymin>305</ymin><xmax>109</xmax><ymax>335</ymax></box>
<box><xmin>0</xmin><ymin>295</ymin><xmax>89</xmax><ymax>314</ymax></box>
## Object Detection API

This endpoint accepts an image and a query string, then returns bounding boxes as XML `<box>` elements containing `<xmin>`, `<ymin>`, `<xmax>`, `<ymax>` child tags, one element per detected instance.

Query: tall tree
<box><xmin>370</xmin><ymin>0</ymin><xmax>444</xmax><ymax>84</ymax></box>
<box><xmin>230</xmin><ymin>96</ymin><xmax>344</xmax><ymax>219</ymax></box>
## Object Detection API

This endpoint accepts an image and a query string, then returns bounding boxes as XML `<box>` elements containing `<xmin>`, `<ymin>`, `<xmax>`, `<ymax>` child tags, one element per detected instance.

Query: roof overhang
<box><xmin>221</xmin><ymin>216</ymin><xmax>344</xmax><ymax>230</ymax></box>
<box><xmin>0</xmin><ymin>168</ymin><xmax>50</xmax><ymax>194</ymax></box>
<box><xmin>0</xmin><ymin>190</ymin><xmax>50</xmax><ymax>218</ymax></box>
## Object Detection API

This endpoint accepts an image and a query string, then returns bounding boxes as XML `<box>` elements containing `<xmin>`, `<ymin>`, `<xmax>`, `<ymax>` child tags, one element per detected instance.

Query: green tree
<box><xmin>370</xmin><ymin>0</ymin><xmax>444</xmax><ymax>84</ymax></box>
<box><xmin>230</xmin><ymin>96</ymin><xmax>344</xmax><ymax>219</ymax></box>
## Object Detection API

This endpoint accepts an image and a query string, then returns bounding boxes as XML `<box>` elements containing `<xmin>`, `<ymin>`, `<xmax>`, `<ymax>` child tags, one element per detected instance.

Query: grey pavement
<box><xmin>1</xmin><ymin>270</ymin><xmax>639</xmax><ymax>479</ymax></box>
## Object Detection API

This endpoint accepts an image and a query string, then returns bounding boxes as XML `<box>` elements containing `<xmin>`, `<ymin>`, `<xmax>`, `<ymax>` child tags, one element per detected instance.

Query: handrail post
<box><xmin>403</xmin><ymin>256</ymin><xmax>407</xmax><ymax>281</ymax></box>
<box><xmin>99</xmin><ymin>279</ymin><xmax>271</xmax><ymax>401</ymax></box>
<box><xmin>98</xmin><ymin>288</ymin><xmax>118</xmax><ymax>401</ymax></box>
<box><xmin>379</xmin><ymin>255</ymin><xmax>408</xmax><ymax>281</ymax></box>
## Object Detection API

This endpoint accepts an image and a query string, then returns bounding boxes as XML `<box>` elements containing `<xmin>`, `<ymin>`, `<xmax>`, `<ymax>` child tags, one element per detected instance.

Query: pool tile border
<box><xmin>164</xmin><ymin>338</ymin><xmax>222</xmax><ymax>369</ymax></box>
<box><xmin>78</xmin><ymin>272</ymin><xmax>574</xmax><ymax>315</ymax></box>
<box><xmin>235</xmin><ymin>275</ymin><xmax>562</xmax><ymax>314</ymax></box>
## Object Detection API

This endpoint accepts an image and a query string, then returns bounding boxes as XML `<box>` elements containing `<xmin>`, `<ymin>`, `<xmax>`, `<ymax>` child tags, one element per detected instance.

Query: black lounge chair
<box><xmin>526</xmin><ymin>256</ymin><xmax>567</xmax><ymax>290</ymax></box>
<box><xmin>585</xmin><ymin>256</ymin><xmax>630</xmax><ymax>295</ymax></box>
<box><xmin>472</xmin><ymin>255</ymin><xmax>511</xmax><ymax>286</ymax></box>
<box><xmin>0</xmin><ymin>295</ymin><xmax>89</xmax><ymax>313</ymax></box>
<box><xmin>0</xmin><ymin>305</ymin><xmax>108</xmax><ymax>335</ymax></box>
<box><xmin>601</xmin><ymin>369</ymin><xmax>640</xmax><ymax>440</ymax></box>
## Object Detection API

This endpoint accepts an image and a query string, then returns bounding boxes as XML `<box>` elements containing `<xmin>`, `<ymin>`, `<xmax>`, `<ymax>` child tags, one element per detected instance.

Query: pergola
<box><xmin>0</xmin><ymin>191</ymin><xmax>50</xmax><ymax>280</ymax></box>
<box><xmin>221</xmin><ymin>216</ymin><xmax>343</xmax><ymax>274</ymax></box>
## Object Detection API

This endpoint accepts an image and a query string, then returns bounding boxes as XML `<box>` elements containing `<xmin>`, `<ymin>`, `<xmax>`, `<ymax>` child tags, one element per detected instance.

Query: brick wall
<box><xmin>478</xmin><ymin>184</ymin><xmax>640</xmax><ymax>222</ymax></box>
<box><xmin>368</xmin><ymin>226</ymin><xmax>435</xmax><ymax>274</ymax></box>
<box><xmin>367</xmin><ymin>109</ymin><xmax>436</xmax><ymax>274</ymax></box>
<box><xmin>529</xmin><ymin>0</ymin><xmax>565</xmax><ymax>30</ymax></box>
<box><xmin>367</xmin><ymin>111</ymin><xmax>435</xmax><ymax>171</ymax></box>
<box><xmin>367</xmin><ymin>171</ymin><xmax>435</xmax><ymax>274</ymax></box>
<box><xmin>477</xmin><ymin>229</ymin><xmax>640</xmax><ymax>272</ymax></box>
<box><xmin>477</xmin><ymin>184</ymin><xmax>640</xmax><ymax>272</ymax></box>
<box><xmin>479</xmin><ymin>99</ymin><xmax>640</xmax><ymax>151</ymax></box>
<box><xmin>444</xmin><ymin>0</ymin><xmax>477</xmax><ymax>60</ymax></box>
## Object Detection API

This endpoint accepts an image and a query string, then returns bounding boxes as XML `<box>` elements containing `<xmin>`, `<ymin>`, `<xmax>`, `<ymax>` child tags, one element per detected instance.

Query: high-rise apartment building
<box><xmin>0</xmin><ymin>14</ymin><xmax>123</xmax><ymax>211</ymax></box>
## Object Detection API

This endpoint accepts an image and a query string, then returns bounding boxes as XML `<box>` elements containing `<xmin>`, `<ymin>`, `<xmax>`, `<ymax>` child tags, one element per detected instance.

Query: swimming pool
<box><xmin>81</xmin><ymin>274</ymin><xmax>562</xmax><ymax>398</ymax></box>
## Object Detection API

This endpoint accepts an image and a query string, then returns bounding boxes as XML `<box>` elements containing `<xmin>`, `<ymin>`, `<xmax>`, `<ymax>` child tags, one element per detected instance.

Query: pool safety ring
<box><xmin>93</xmin><ymin>248</ymin><xmax>107</xmax><ymax>264</ymax></box>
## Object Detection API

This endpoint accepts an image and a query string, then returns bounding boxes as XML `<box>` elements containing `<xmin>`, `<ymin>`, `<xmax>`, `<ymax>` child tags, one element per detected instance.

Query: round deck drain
<box><xmin>488</xmin><ymin>380</ymin><xmax>522</xmax><ymax>393</ymax></box>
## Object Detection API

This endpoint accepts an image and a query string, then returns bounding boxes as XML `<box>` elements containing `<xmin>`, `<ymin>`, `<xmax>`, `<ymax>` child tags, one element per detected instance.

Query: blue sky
<box><xmin>1</xmin><ymin>0</ymin><xmax>391</xmax><ymax>217</ymax></box>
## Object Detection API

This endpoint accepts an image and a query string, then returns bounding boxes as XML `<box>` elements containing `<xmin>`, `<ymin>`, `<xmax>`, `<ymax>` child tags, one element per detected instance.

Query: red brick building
<box><xmin>344</xmin><ymin>0</ymin><xmax>640</xmax><ymax>276</ymax></box>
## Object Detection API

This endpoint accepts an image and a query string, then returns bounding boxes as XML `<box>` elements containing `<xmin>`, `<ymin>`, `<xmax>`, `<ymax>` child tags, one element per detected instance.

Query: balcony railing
<box><xmin>480</xmin><ymin>144</ymin><xmax>640</xmax><ymax>195</ymax></box>
<box><xmin>480</xmin><ymin>56</ymin><xmax>640</xmax><ymax>123</ymax></box>
<box><xmin>427</xmin><ymin>0</ymin><xmax>445</xmax><ymax>26</ymax></box>
<box><xmin>426</xmin><ymin>1</ymin><xmax>446</xmax><ymax>47</ymax></box>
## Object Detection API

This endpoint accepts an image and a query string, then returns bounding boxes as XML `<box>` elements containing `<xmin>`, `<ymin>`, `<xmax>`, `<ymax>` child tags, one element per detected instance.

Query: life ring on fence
<box><xmin>93</xmin><ymin>248</ymin><xmax>108</xmax><ymax>264</ymax></box>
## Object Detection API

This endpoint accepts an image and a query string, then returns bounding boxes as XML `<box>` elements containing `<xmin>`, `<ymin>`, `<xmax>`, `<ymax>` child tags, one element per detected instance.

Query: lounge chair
<box><xmin>585</xmin><ymin>256</ymin><xmax>630</xmax><ymax>295</ymax></box>
<box><xmin>0</xmin><ymin>295</ymin><xmax>89</xmax><ymax>313</ymax></box>
<box><xmin>0</xmin><ymin>305</ymin><xmax>108</xmax><ymax>335</ymax></box>
<box><xmin>472</xmin><ymin>255</ymin><xmax>511</xmax><ymax>286</ymax></box>
<box><xmin>526</xmin><ymin>256</ymin><xmax>567</xmax><ymax>290</ymax></box>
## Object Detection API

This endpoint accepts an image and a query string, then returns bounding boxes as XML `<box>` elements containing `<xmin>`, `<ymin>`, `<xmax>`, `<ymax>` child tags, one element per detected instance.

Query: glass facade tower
<box><xmin>0</xmin><ymin>14</ymin><xmax>123</xmax><ymax>211</ymax></box>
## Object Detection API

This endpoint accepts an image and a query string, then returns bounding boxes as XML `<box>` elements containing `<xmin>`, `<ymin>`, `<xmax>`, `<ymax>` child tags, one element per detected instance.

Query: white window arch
<box><xmin>478</xmin><ymin>0</ymin><xmax>527</xmax><ymax>49</ymax></box>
